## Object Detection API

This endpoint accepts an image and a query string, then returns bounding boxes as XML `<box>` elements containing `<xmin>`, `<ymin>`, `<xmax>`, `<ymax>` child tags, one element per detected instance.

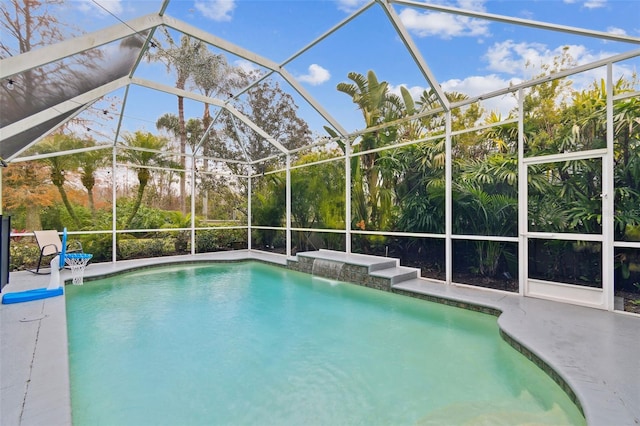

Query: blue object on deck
<box><xmin>2</xmin><ymin>287</ymin><xmax>63</xmax><ymax>304</ymax></box>
<box><xmin>59</xmin><ymin>227</ymin><xmax>68</xmax><ymax>269</ymax></box>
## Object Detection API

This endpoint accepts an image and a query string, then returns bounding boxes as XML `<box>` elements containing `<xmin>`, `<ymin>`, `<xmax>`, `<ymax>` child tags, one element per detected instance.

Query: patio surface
<box><xmin>1</xmin><ymin>250</ymin><xmax>638</xmax><ymax>426</ymax></box>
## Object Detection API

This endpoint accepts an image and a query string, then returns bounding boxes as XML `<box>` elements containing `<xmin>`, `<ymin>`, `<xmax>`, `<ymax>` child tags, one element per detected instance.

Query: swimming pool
<box><xmin>66</xmin><ymin>262</ymin><xmax>585</xmax><ymax>425</ymax></box>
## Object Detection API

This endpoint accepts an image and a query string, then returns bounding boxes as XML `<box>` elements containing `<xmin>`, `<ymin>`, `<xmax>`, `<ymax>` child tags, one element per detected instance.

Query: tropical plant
<box><xmin>336</xmin><ymin>70</ymin><xmax>402</xmax><ymax>231</ymax></box>
<box><xmin>34</xmin><ymin>133</ymin><xmax>86</xmax><ymax>228</ymax></box>
<box><xmin>151</xmin><ymin>30</ymin><xmax>211</xmax><ymax>213</ymax></box>
<box><xmin>161</xmin><ymin>210</ymin><xmax>194</xmax><ymax>252</ymax></box>
<box><xmin>76</xmin><ymin>141</ymin><xmax>110</xmax><ymax>218</ymax></box>
<box><xmin>251</xmin><ymin>173</ymin><xmax>286</xmax><ymax>248</ymax></box>
<box><xmin>118</xmin><ymin>131</ymin><xmax>172</xmax><ymax>229</ymax></box>
<box><xmin>290</xmin><ymin>151</ymin><xmax>345</xmax><ymax>250</ymax></box>
<box><xmin>453</xmin><ymin>184</ymin><xmax>518</xmax><ymax>276</ymax></box>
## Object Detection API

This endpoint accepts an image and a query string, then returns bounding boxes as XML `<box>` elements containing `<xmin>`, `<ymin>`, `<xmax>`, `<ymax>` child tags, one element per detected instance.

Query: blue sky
<box><xmin>13</xmin><ymin>0</ymin><xmax>640</xmax><ymax>146</ymax></box>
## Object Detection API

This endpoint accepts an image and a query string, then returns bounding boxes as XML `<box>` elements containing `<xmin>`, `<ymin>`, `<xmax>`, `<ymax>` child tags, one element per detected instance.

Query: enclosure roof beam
<box><xmin>231</xmin><ymin>118</ymin><xmax>253</xmax><ymax>163</ymax></box>
<box><xmin>392</xmin><ymin>0</ymin><xmax>640</xmax><ymax>45</ymax></box>
<box><xmin>447</xmin><ymin>47</ymin><xmax>640</xmax><ymax>112</ymax></box>
<box><xmin>1</xmin><ymin>14</ymin><xmax>164</xmax><ymax>80</ymax></box>
<box><xmin>0</xmin><ymin>76</ymin><xmax>131</xmax><ymax>142</ymax></box>
<box><xmin>278</xmin><ymin>68</ymin><xmax>349</xmax><ymax>136</ymax></box>
<box><xmin>11</xmin><ymin>144</ymin><xmax>111</xmax><ymax>163</ymax></box>
<box><xmin>280</xmin><ymin>1</ymin><xmax>375</xmax><ymax>68</ymax></box>
<box><xmin>132</xmin><ymin>77</ymin><xmax>228</xmax><ymax>107</ymax></box>
<box><xmin>161</xmin><ymin>15</ymin><xmax>282</xmax><ymax>71</ymax></box>
<box><xmin>131</xmin><ymin>77</ymin><xmax>288</xmax><ymax>154</ymax></box>
<box><xmin>273</xmin><ymin>1</ymin><xmax>376</xmax><ymax>137</ymax></box>
<box><xmin>377</xmin><ymin>0</ymin><xmax>450</xmax><ymax>111</ymax></box>
<box><xmin>161</xmin><ymin>15</ymin><xmax>348</xmax><ymax>137</ymax></box>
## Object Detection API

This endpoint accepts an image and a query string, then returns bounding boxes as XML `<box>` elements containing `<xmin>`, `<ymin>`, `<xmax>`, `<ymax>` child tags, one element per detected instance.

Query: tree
<box><xmin>192</xmin><ymin>50</ymin><xmax>248</xmax><ymax>218</ymax></box>
<box><xmin>118</xmin><ymin>131</ymin><xmax>172</xmax><ymax>229</ymax></box>
<box><xmin>395</xmin><ymin>137</ymin><xmax>446</xmax><ymax>234</ymax></box>
<box><xmin>0</xmin><ymin>0</ymin><xmax>67</xmax><ymax>57</ymax></box>
<box><xmin>0</xmin><ymin>0</ymin><xmax>63</xmax><ymax>126</ymax></box>
<box><xmin>228</xmin><ymin>79</ymin><xmax>312</xmax><ymax>168</ymax></box>
<box><xmin>336</xmin><ymin>70</ymin><xmax>402</xmax><ymax>231</ymax></box>
<box><xmin>570</xmin><ymin>77</ymin><xmax>640</xmax><ymax>239</ymax></box>
<box><xmin>34</xmin><ymin>133</ymin><xmax>85</xmax><ymax>228</ymax></box>
<box><xmin>251</xmin><ymin>173</ymin><xmax>286</xmax><ymax>249</ymax></box>
<box><xmin>192</xmin><ymin>49</ymin><xmax>247</xmax><ymax>131</ymax></box>
<box><xmin>152</xmin><ymin>30</ymin><xmax>209</xmax><ymax>214</ymax></box>
<box><xmin>290</xmin><ymin>151</ymin><xmax>345</xmax><ymax>250</ymax></box>
<box><xmin>0</xmin><ymin>0</ymin><xmax>105</xmax><ymax>129</ymax></box>
<box><xmin>2</xmin><ymin>161</ymin><xmax>57</xmax><ymax>230</ymax></box>
<box><xmin>76</xmin><ymin>141</ymin><xmax>110</xmax><ymax>218</ymax></box>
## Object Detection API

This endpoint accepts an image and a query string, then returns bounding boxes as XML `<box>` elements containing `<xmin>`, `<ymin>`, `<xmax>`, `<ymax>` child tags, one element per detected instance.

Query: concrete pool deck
<box><xmin>1</xmin><ymin>250</ymin><xmax>639</xmax><ymax>425</ymax></box>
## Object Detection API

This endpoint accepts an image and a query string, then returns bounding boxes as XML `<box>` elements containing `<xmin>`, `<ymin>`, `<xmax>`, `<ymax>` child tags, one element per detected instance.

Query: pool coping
<box><xmin>2</xmin><ymin>250</ymin><xmax>639</xmax><ymax>425</ymax></box>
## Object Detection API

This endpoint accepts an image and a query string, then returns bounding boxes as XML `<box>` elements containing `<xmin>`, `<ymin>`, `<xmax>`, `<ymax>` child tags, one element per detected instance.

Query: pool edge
<box><xmin>4</xmin><ymin>251</ymin><xmax>639</xmax><ymax>425</ymax></box>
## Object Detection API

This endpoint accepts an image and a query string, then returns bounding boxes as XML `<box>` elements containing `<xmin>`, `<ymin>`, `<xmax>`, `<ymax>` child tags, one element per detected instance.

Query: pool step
<box><xmin>291</xmin><ymin>250</ymin><xmax>420</xmax><ymax>288</ymax></box>
<box><xmin>370</xmin><ymin>265</ymin><xmax>419</xmax><ymax>285</ymax></box>
<box><xmin>296</xmin><ymin>249</ymin><xmax>398</xmax><ymax>272</ymax></box>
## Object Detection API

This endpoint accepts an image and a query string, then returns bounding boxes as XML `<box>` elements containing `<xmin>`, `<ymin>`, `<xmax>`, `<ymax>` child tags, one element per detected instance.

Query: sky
<box><xmin>4</xmin><ymin>0</ymin><xmax>640</xmax><ymax>151</ymax></box>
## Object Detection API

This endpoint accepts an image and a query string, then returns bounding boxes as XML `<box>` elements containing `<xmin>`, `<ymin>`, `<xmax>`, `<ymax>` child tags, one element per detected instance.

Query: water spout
<box><xmin>311</xmin><ymin>258</ymin><xmax>345</xmax><ymax>280</ymax></box>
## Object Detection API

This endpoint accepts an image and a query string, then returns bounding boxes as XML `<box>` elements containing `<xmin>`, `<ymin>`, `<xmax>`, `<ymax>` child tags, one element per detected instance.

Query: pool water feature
<box><xmin>66</xmin><ymin>262</ymin><xmax>585</xmax><ymax>425</ymax></box>
<box><xmin>311</xmin><ymin>258</ymin><xmax>345</xmax><ymax>280</ymax></box>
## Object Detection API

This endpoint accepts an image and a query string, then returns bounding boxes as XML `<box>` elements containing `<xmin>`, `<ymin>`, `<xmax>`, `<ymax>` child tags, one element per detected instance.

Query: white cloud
<box><xmin>389</xmin><ymin>76</ymin><xmax>519</xmax><ymax>118</ymax></box>
<box><xmin>297</xmin><ymin>64</ymin><xmax>331</xmax><ymax>86</ymax></box>
<box><xmin>78</xmin><ymin>0</ymin><xmax>123</xmax><ymax>16</ymax></box>
<box><xmin>398</xmin><ymin>8</ymin><xmax>490</xmax><ymax>39</ymax></box>
<box><xmin>388</xmin><ymin>84</ymin><xmax>426</xmax><ymax>101</ymax></box>
<box><xmin>563</xmin><ymin>0</ymin><xmax>607</xmax><ymax>8</ymax></box>
<box><xmin>584</xmin><ymin>0</ymin><xmax>606</xmax><ymax>9</ymax></box>
<box><xmin>234</xmin><ymin>59</ymin><xmax>259</xmax><ymax>74</ymax></box>
<box><xmin>195</xmin><ymin>0</ymin><xmax>236</xmax><ymax>22</ymax></box>
<box><xmin>483</xmin><ymin>40</ymin><xmax>612</xmax><ymax>79</ymax></box>
<box><xmin>606</xmin><ymin>27</ymin><xmax>627</xmax><ymax>36</ymax></box>
<box><xmin>441</xmin><ymin>74</ymin><xmax>520</xmax><ymax>116</ymax></box>
<box><xmin>484</xmin><ymin>40</ymin><xmax>548</xmax><ymax>75</ymax></box>
<box><xmin>456</xmin><ymin>0</ymin><xmax>488</xmax><ymax>13</ymax></box>
<box><xmin>336</xmin><ymin>0</ymin><xmax>369</xmax><ymax>13</ymax></box>
<box><xmin>481</xmin><ymin>39</ymin><xmax>640</xmax><ymax>103</ymax></box>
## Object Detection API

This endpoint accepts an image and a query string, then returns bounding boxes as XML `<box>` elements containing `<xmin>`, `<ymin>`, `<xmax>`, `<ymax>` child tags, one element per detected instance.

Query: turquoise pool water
<box><xmin>66</xmin><ymin>262</ymin><xmax>584</xmax><ymax>425</ymax></box>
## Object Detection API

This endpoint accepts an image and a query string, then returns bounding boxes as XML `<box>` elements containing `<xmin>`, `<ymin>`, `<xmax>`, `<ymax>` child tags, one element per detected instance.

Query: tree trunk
<box><xmin>51</xmin><ymin>167</ymin><xmax>80</xmax><ymax>228</ymax></box>
<box><xmin>124</xmin><ymin>169</ymin><xmax>149</xmax><ymax>229</ymax></box>
<box><xmin>25</xmin><ymin>205</ymin><xmax>42</xmax><ymax>231</ymax></box>
<box><xmin>81</xmin><ymin>173</ymin><xmax>96</xmax><ymax>218</ymax></box>
<box><xmin>87</xmin><ymin>187</ymin><xmax>96</xmax><ymax>218</ymax></box>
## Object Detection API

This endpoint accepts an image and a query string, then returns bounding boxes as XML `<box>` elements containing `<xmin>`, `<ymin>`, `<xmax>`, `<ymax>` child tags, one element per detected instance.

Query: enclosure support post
<box><xmin>517</xmin><ymin>88</ymin><xmax>526</xmax><ymax>296</ymax></box>
<box><xmin>190</xmin><ymin>154</ymin><xmax>196</xmax><ymax>255</ymax></box>
<box><xmin>445</xmin><ymin>111</ymin><xmax>452</xmax><ymax>285</ymax></box>
<box><xmin>112</xmin><ymin>145</ymin><xmax>117</xmax><ymax>264</ymax></box>
<box><xmin>111</xmin><ymin>85</ymin><xmax>130</xmax><ymax>265</ymax></box>
<box><xmin>286</xmin><ymin>154</ymin><xmax>292</xmax><ymax>258</ymax></box>
<box><xmin>345</xmin><ymin>138</ymin><xmax>352</xmax><ymax>254</ymax></box>
<box><xmin>603</xmin><ymin>63</ymin><xmax>615</xmax><ymax>311</ymax></box>
<box><xmin>247</xmin><ymin>171</ymin><xmax>252</xmax><ymax>251</ymax></box>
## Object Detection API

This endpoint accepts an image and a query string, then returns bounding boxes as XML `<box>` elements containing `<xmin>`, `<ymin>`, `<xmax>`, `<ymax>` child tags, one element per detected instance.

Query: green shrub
<box><xmin>118</xmin><ymin>237</ymin><xmax>173</xmax><ymax>259</ymax></box>
<box><xmin>9</xmin><ymin>241</ymin><xmax>40</xmax><ymax>271</ymax></box>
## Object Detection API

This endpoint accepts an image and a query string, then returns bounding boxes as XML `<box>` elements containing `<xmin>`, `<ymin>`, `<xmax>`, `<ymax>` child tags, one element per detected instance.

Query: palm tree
<box><xmin>35</xmin><ymin>133</ymin><xmax>85</xmax><ymax>228</ymax></box>
<box><xmin>336</xmin><ymin>70</ymin><xmax>402</xmax><ymax>230</ymax></box>
<box><xmin>76</xmin><ymin>140</ymin><xmax>109</xmax><ymax>218</ymax></box>
<box><xmin>151</xmin><ymin>30</ymin><xmax>209</xmax><ymax>213</ymax></box>
<box><xmin>118</xmin><ymin>131</ymin><xmax>171</xmax><ymax>229</ymax></box>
